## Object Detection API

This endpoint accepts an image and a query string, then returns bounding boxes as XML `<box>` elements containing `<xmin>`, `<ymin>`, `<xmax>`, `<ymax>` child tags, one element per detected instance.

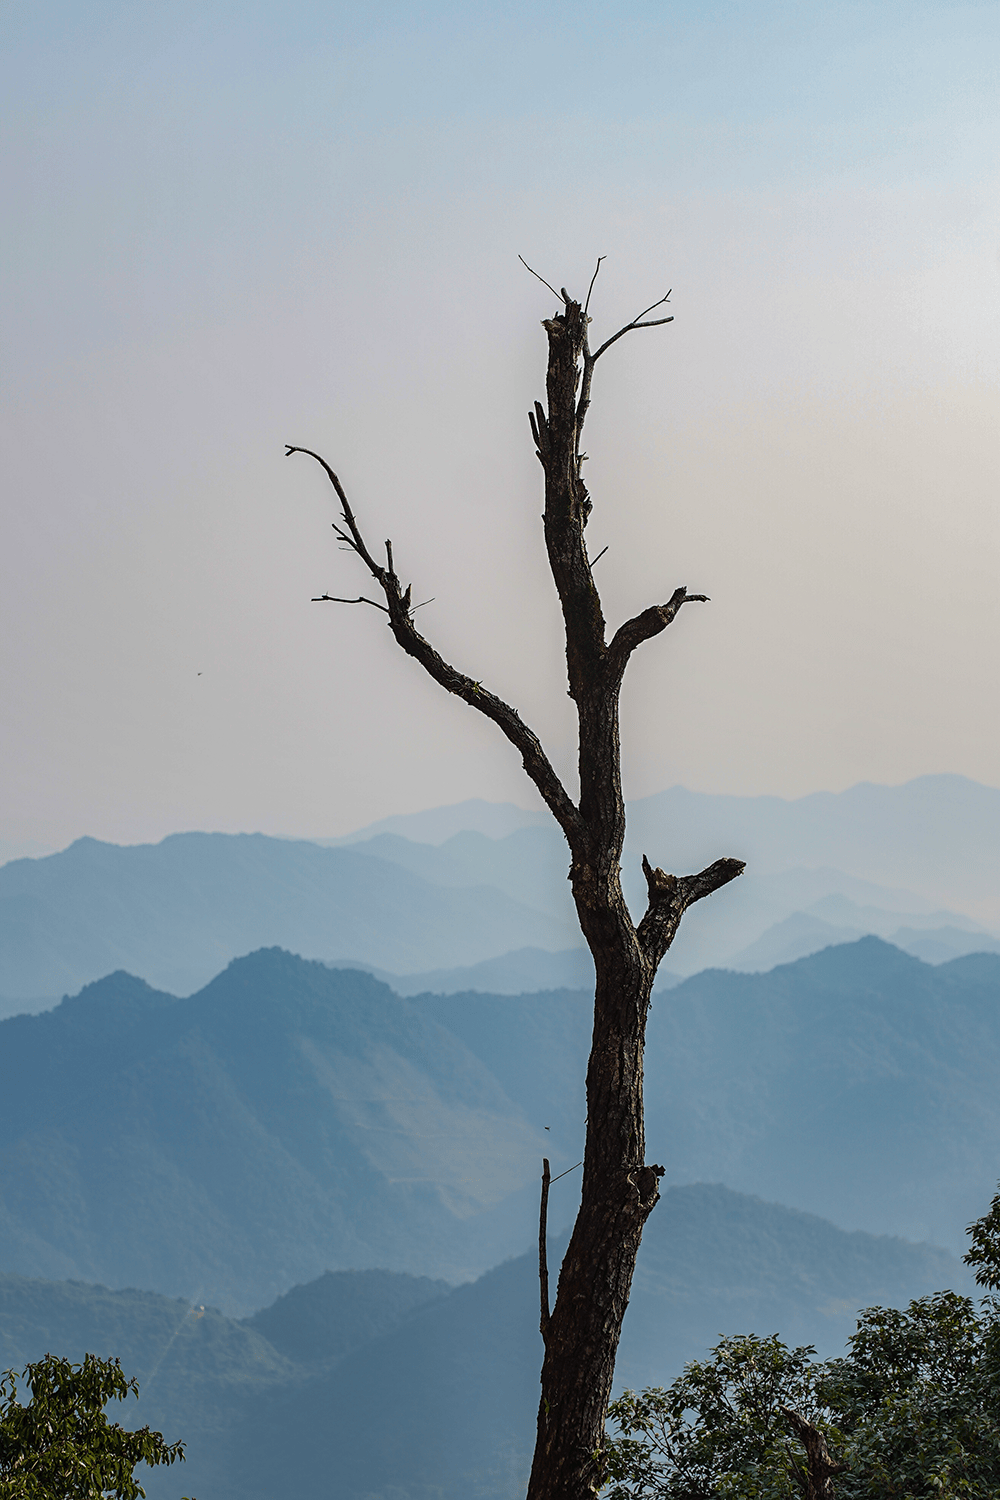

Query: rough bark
<box><xmin>781</xmin><ymin>1407</ymin><xmax>848</xmax><ymax>1499</ymax></box>
<box><xmin>287</xmin><ymin>273</ymin><xmax>744</xmax><ymax>1500</ymax></box>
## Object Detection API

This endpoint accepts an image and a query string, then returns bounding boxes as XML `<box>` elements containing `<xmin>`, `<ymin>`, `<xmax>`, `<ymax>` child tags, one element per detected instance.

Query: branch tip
<box><xmin>584</xmin><ymin>256</ymin><xmax>606</xmax><ymax>318</ymax></box>
<box><xmin>518</xmin><ymin>256</ymin><xmax>565</xmax><ymax>304</ymax></box>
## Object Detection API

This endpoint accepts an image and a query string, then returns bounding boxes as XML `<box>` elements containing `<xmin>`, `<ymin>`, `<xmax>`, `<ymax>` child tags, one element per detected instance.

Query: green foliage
<box><xmin>964</xmin><ymin>1185</ymin><xmax>1000</xmax><ymax>1291</ymax></box>
<box><xmin>605</xmin><ymin>1334</ymin><xmax>834</xmax><ymax>1500</ymax></box>
<box><xmin>0</xmin><ymin>1353</ymin><xmax>186</xmax><ymax>1500</ymax></box>
<box><xmin>605</xmin><ymin>1292</ymin><xmax>1000</xmax><ymax>1500</ymax></box>
<box><xmin>822</xmin><ymin>1292</ymin><xmax>1000</xmax><ymax>1499</ymax></box>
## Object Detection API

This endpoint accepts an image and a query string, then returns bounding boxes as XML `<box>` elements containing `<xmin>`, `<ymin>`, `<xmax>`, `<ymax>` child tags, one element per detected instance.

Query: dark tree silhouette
<box><xmin>287</xmin><ymin>266</ymin><xmax>744</xmax><ymax>1500</ymax></box>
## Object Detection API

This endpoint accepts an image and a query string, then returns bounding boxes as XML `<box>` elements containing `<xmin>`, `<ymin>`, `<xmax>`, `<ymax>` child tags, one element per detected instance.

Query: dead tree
<box><xmin>287</xmin><ymin>266</ymin><xmax>744</xmax><ymax>1500</ymax></box>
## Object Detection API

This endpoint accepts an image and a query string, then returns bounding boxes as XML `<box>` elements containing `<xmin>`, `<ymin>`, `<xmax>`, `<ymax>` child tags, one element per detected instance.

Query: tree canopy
<box><xmin>604</xmin><ymin>1192</ymin><xmax>1000</xmax><ymax>1499</ymax></box>
<box><xmin>0</xmin><ymin>1353</ymin><xmax>187</xmax><ymax>1500</ymax></box>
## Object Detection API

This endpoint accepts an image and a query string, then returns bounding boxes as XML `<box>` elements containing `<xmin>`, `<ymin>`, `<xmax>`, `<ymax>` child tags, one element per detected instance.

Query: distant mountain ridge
<box><xmin>4</xmin><ymin>775</ymin><xmax>1000</xmax><ymax>1006</ymax></box>
<box><xmin>0</xmin><ymin>951</ymin><xmax>556</xmax><ymax>1311</ymax></box>
<box><xmin>0</xmin><ymin>830</ymin><xmax>577</xmax><ymax>1002</ymax></box>
<box><xmin>1</xmin><ymin>940</ymin><xmax>999</xmax><ymax>1316</ymax></box>
<box><xmin>0</xmin><ymin>1186</ymin><xmax>969</xmax><ymax>1500</ymax></box>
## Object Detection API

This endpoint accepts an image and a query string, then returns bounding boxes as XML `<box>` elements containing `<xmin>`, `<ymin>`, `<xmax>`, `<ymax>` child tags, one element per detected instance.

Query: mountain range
<box><xmin>4</xmin><ymin>775</ymin><xmax>1000</xmax><ymax>1010</ymax></box>
<box><xmin>1</xmin><ymin>921</ymin><xmax>997</xmax><ymax>1495</ymax></box>
<box><xmin>0</xmin><ymin>950</ymin><xmax>552</xmax><ymax>1310</ymax></box>
<box><xmin>0</xmin><ymin>1185</ymin><xmax>968</xmax><ymax>1500</ymax></box>
<box><xmin>1</xmin><ymin>939</ymin><xmax>999</xmax><ymax>1322</ymax></box>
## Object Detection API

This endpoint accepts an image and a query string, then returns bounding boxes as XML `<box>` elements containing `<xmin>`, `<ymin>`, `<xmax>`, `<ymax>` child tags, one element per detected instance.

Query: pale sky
<box><xmin>3</xmin><ymin>0</ymin><xmax>999</xmax><ymax>854</ymax></box>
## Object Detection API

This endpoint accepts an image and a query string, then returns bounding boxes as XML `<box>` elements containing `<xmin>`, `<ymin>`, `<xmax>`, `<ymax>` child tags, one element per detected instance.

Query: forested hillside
<box><xmin>1</xmin><ymin>940</ymin><xmax>998</xmax><ymax>1316</ymax></box>
<box><xmin>0</xmin><ymin>951</ymin><xmax>552</xmax><ymax>1308</ymax></box>
<box><xmin>0</xmin><ymin>1186</ymin><xmax>966</xmax><ymax>1500</ymax></box>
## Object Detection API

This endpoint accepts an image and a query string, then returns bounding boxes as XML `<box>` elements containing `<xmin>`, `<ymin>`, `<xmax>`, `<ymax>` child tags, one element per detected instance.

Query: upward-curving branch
<box><xmin>287</xmin><ymin>267</ymin><xmax>743</xmax><ymax>1500</ymax></box>
<box><xmin>285</xmin><ymin>445</ymin><xmax>582</xmax><ymax>844</ymax></box>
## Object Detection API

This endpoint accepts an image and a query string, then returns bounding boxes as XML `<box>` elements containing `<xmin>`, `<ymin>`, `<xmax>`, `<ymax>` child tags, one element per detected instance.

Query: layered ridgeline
<box><xmin>0</xmin><ymin>951</ymin><xmax>558</xmax><ymax>1308</ymax></box>
<box><xmin>427</xmin><ymin>938</ymin><xmax>1000</xmax><ymax>1250</ymax></box>
<box><xmin>0</xmin><ymin>1187</ymin><xmax>967</xmax><ymax>1500</ymax></box>
<box><xmin>0</xmin><ymin>827</ymin><xmax>578</xmax><ymax>1008</ymax></box>
<box><xmin>0</xmin><ymin>943</ymin><xmax>999</xmax><ymax>1315</ymax></box>
<box><xmin>5</xmin><ymin>775</ymin><xmax>1000</xmax><ymax>1010</ymax></box>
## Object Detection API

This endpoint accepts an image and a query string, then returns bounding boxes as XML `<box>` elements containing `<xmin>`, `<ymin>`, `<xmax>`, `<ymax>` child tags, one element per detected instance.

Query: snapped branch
<box><xmin>605</xmin><ymin>587</ymin><xmax>708</xmax><ymax>685</ymax></box>
<box><xmin>636</xmin><ymin>853</ymin><xmax>745</xmax><ymax>971</ymax></box>
<box><xmin>286</xmin><ymin>445</ymin><xmax>583</xmax><ymax>845</ymax></box>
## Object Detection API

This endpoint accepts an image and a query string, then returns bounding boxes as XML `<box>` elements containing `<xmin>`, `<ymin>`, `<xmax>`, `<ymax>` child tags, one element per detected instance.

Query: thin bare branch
<box><xmin>592</xmin><ymin>296</ymin><xmax>673</xmax><ymax>362</ymax></box>
<box><xmin>518</xmin><ymin>255</ymin><xmax>565</xmax><ymax>304</ymax></box>
<box><xmin>584</xmin><ymin>256</ymin><xmax>606</xmax><ymax>318</ymax></box>
<box><xmin>575</xmin><ymin>294</ymin><xmax>672</xmax><ymax>444</ymax></box>
<box><xmin>630</xmin><ymin>291</ymin><xmax>672</xmax><ymax>325</ymax></box>
<box><xmin>539</xmin><ymin>1158</ymin><xmax>551</xmax><ymax>1343</ymax></box>
<box><xmin>589</xmin><ymin>545</ymin><xmax>609</xmax><ymax>567</ymax></box>
<box><xmin>288</xmin><ymin>444</ymin><xmax>583</xmax><ymax>846</ymax></box>
<box><xmin>285</xmin><ymin>445</ymin><xmax>383</xmax><ymax>576</ymax></box>
<box><xmin>311</xmin><ymin>594</ymin><xmax>389</xmax><ymax>612</ymax></box>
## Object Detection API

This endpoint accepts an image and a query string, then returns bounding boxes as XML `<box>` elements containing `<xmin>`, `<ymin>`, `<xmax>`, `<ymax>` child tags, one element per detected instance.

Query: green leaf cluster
<box><xmin>0</xmin><ymin>1353</ymin><xmax>186</xmax><ymax>1500</ymax></box>
<box><xmin>604</xmin><ymin>1193</ymin><xmax>1000</xmax><ymax>1500</ymax></box>
<box><xmin>605</xmin><ymin>1334</ymin><xmax>834</xmax><ymax>1500</ymax></box>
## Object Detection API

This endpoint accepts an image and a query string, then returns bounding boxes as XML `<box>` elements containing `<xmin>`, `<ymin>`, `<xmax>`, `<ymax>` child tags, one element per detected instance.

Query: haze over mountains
<box><xmin>1</xmin><ymin>939</ymin><xmax>998</xmax><ymax>1325</ymax></box>
<box><xmin>3</xmin><ymin>776</ymin><xmax>1000</xmax><ymax>1496</ymax></box>
<box><xmin>0</xmin><ymin>1186</ymin><xmax>969</xmax><ymax>1500</ymax></box>
<box><xmin>3</xmin><ymin>775</ymin><xmax>1000</xmax><ymax>1011</ymax></box>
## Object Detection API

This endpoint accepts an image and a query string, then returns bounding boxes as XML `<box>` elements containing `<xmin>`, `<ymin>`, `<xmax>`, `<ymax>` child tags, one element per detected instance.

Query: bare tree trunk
<box><xmin>524</xmin><ymin>293</ymin><xmax>742</xmax><ymax>1500</ymax></box>
<box><xmin>287</xmin><ymin>269</ymin><xmax>743</xmax><ymax>1500</ymax></box>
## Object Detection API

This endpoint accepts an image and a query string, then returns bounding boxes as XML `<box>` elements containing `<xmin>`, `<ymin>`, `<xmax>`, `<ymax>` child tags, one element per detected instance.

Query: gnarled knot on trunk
<box><xmin>628</xmin><ymin>1163</ymin><xmax>665</xmax><ymax>1209</ymax></box>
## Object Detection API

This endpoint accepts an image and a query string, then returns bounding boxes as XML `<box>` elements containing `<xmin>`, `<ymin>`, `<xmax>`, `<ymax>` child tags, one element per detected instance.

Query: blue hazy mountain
<box><xmin>0</xmin><ymin>951</ymin><xmax>556</xmax><ymax>1311</ymax></box>
<box><xmin>0</xmin><ymin>1187</ymin><xmax>966</xmax><ymax>1500</ymax></box>
<box><xmin>2</xmin><ymin>940</ymin><xmax>998</xmax><ymax>1321</ymax></box>
<box><xmin>417</xmin><ymin>940</ymin><xmax>1000</xmax><ymax>1252</ymax></box>
<box><xmin>334</xmin><ymin>945</ymin><xmax>616</xmax><ymax>996</ymax></box>
<box><xmin>340</xmin><ymin>774</ymin><xmax>1000</xmax><ymax>976</ymax></box>
<box><xmin>642</xmin><ymin>940</ymin><xmax>1000</xmax><ymax>1249</ymax></box>
<box><xmin>322</xmin><ymin>797</ymin><xmax>547</xmax><ymax>844</ymax></box>
<box><xmin>5</xmin><ymin>775</ymin><xmax>1000</xmax><ymax>1008</ymax></box>
<box><xmin>0</xmin><ymin>831</ymin><xmax>578</xmax><ymax>1002</ymax></box>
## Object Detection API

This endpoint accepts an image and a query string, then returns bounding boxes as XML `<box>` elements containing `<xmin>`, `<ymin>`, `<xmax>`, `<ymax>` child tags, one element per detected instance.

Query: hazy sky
<box><xmin>3</xmin><ymin>0</ymin><xmax>999</xmax><ymax>853</ymax></box>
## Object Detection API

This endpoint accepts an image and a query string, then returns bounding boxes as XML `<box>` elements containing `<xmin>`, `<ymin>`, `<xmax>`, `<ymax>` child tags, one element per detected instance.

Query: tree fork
<box><xmin>287</xmin><ymin>263</ymin><xmax>744</xmax><ymax>1500</ymax></box>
